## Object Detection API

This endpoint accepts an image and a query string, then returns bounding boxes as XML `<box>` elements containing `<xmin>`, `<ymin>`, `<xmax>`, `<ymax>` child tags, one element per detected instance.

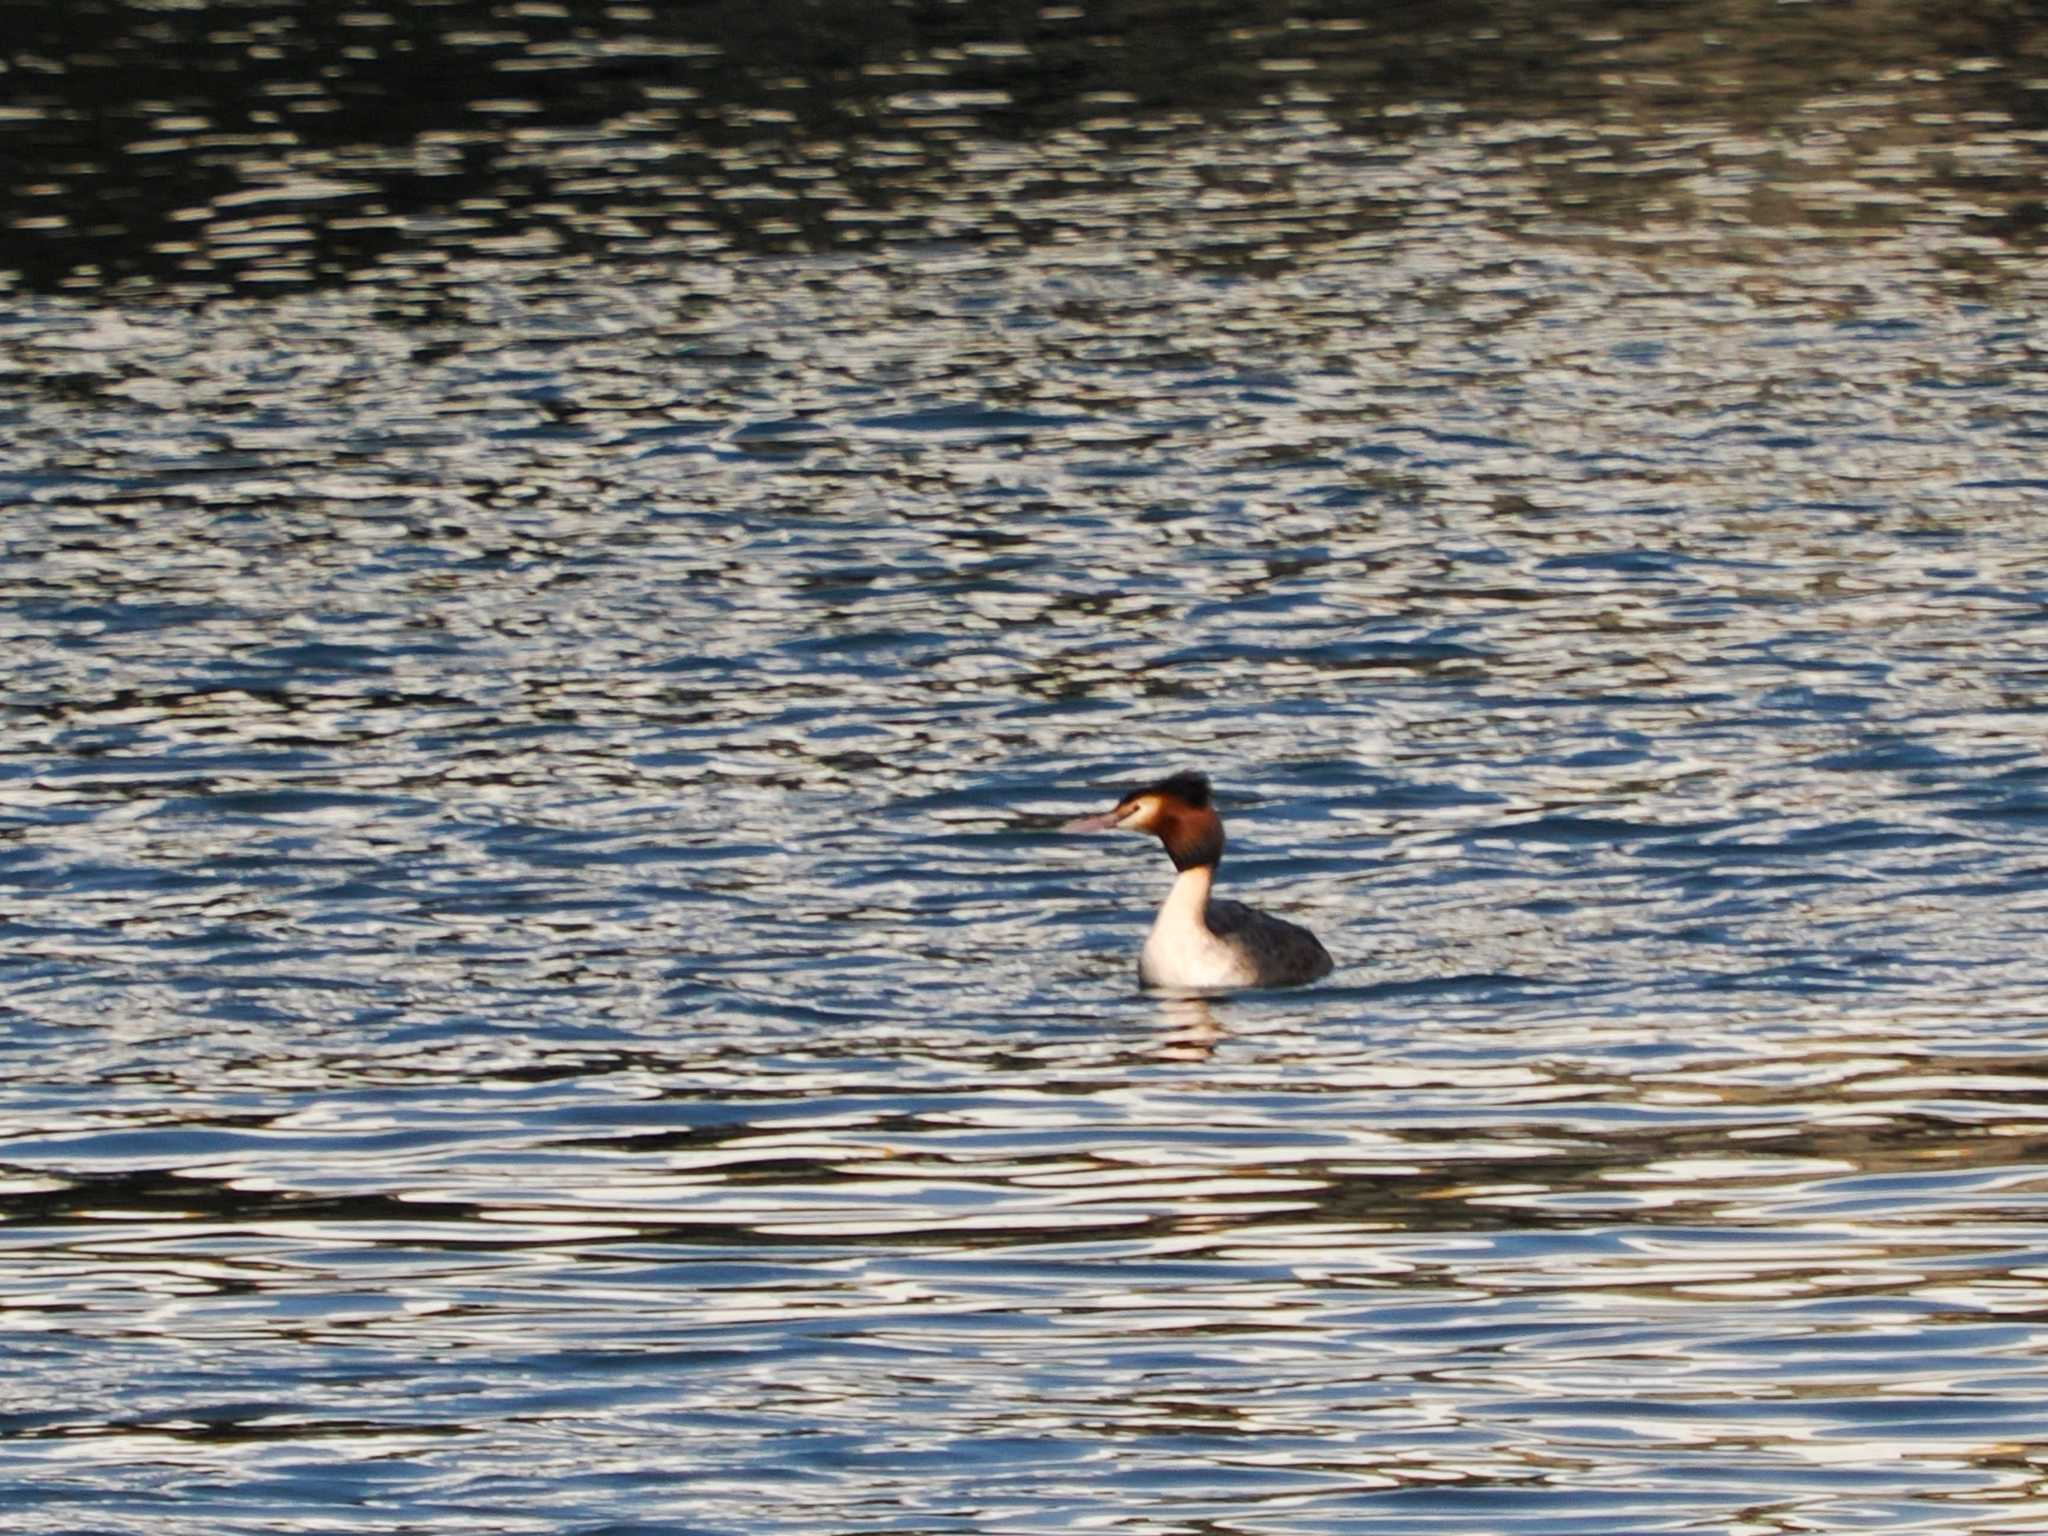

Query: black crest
<box><xmin>1135</xmin><ymin>770</ymin><xmax>1210</xmax><ymax>808</ymax></box>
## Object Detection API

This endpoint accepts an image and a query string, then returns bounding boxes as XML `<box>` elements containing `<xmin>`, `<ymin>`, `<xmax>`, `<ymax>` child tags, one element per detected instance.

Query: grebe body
<box><xmin>1064</xmin><ymin>771</ymin><xmax>1333</xmax><ymax>991</ymax></box>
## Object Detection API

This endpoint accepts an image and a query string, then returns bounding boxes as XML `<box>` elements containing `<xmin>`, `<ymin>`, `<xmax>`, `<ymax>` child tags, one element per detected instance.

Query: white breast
<box><xmin>1138</xmin><ymin>867</ymin><xmax>1258</xmax><ymax>990</ymax></box>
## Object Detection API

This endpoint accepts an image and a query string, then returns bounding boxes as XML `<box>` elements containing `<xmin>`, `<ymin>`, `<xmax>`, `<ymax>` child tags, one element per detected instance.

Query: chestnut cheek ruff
<box><xmin>1158</xmin><ymin>804</ymin><xmax>1224</xmax><ymax>873</ymax></box>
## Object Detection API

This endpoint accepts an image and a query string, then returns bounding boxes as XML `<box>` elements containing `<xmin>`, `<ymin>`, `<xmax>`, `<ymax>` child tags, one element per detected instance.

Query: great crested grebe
<box><xmin>1063</xmin><ymin>770</ymin><xmax>1334</xmax><ymax>990</ymax></box>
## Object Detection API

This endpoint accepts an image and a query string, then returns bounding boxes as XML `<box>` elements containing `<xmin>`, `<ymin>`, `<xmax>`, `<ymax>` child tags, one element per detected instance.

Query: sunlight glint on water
<box><xmin>4</xmin><ymin>1</ymin><xmax>2048</xmax><ymax>1531</ymax></box>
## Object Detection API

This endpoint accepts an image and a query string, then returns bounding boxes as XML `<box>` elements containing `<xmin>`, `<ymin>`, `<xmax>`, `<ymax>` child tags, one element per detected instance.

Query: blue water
<box><xmin>6</xmin><ymin>3</ymin><xmax>2048</xmax><ymax>1532</ymax></box>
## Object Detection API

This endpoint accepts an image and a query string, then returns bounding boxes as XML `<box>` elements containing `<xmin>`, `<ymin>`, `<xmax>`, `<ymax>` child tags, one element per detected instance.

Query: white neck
<box><xmin>1157</xmin><ymin>863</ymin><xmax>1213</xmax><ymax>927</ymax></box>
<box><xmin>1140</xmin><ymin>864</ymin><xmax>1251</xmax><ymax>989</ymax></box>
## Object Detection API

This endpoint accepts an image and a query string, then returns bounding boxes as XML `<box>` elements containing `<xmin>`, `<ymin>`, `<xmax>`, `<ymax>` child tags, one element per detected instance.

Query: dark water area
<box><xmin>7</xmin><ymin>2</ymin><xmax>2048</xmax><ymax>1532</ymax></box>
<box><xmin>6</xmin><ymin>0</ymin><xmax>2048</xmax><ymax>297</ymax></box>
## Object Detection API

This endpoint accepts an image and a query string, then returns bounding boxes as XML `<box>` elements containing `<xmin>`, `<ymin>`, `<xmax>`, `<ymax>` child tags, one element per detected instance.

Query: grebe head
<box><xmin>1063</xmin><ymin>770</ymin><xmax>1224</xmax><ymax>871</ymax></box>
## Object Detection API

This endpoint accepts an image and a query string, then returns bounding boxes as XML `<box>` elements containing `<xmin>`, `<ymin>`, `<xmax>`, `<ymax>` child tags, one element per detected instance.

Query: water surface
<box><xmin>5</xmin><ymin>3</ymin><xmax>2048</xmax><ymax>1531</ymax></box>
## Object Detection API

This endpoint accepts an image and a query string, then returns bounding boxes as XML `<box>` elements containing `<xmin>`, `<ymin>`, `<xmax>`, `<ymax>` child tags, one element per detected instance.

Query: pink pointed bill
<box><xmin>1061</xmin><ymin>810</ymin><xmax>1123</xmax><ymax>832</ymax></box>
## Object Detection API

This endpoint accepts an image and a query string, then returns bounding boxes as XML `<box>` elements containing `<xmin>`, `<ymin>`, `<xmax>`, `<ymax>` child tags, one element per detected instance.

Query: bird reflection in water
<box><xmin>1153</xmin><ymin>994</ymin><xmax>1222</xmax><ymax>1060</ymax></box>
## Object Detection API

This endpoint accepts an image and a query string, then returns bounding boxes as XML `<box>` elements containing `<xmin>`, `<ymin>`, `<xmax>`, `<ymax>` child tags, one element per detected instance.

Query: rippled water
<box><xmin>6</xmin><ymin>2</ymin><xmax>2048</xmax><ymax>1531</ymax></box>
